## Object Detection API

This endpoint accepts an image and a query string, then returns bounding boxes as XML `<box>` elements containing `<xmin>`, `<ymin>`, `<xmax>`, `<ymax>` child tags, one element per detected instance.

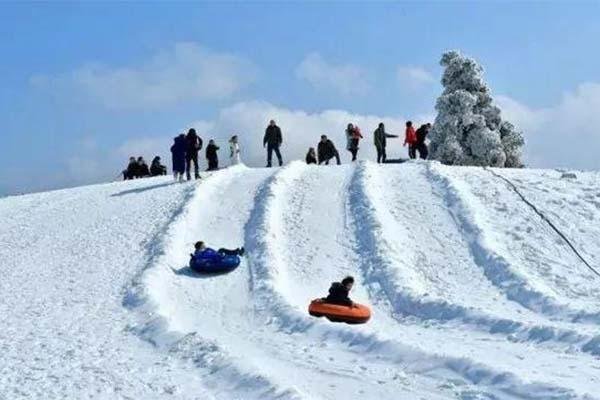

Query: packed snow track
<box><xmin>2</xmin><ymin>161</ymin><xmax>600</xmax><ymax>399</ymax></box>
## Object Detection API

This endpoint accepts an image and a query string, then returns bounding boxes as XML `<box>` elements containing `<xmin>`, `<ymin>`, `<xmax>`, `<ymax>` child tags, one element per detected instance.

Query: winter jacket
<box><xmin>264</xmin><ymin>125</ymin><xmax>283</xmax><ymax>146</ymax></box>
<box><xmin>404</xmin><ymin>126</ymin><xmax>417</xmax><ymax>145</ymax></box>
<box><xmin>373</xmin><ymin>127</ymin><xmax>397</xmax><ymax>148</ymax></box>
<box><xmin>324</xmin><ymin>282</ymin><xmax>353</xmax><ymax>306</ymax></box>
<box><xmin>170</xmin><ymin>135</ymin><xmax>187</xmax><ymax>173</ymax></box>
<box><xmin>306</xmin><ymin>151</ymin><xmax>317</xmax><ymax>164</ymax></box>
<box><xmin>186</xmin><ymin>132</ymin><xmax>203</xmax><ymax>154</ymax></box>
<box><xmin>318</xmin><ymin>139</ymin><xmax>339</xmax><ymax>162</ymax></box>
<box><xmin>346</xmin><ymin>127</ymin><xmax>363</xmax><ymax>150</ymax></box>
<box><xmin>150</xmin><ymin>158</ymin><xmax>166</xmax><ymax>176</ymax></box>
<box><xmin>206</xmin><ymin>144</ymin><xmax>220</xmax><ymax>161</ymax></box>
<box><xmin>415</xmin><ymin>125</ymin><xmax>429</xmax><ymax>145</ymax></box>
<box><xmin>124</xmin><ymin>160</ymin><xmax>138</xmax><ymax>179</ymax></box>
<box><xmin>137</xmin><ymin>162</ymin><xmax>150</xmax><ymax>177</ymax></box>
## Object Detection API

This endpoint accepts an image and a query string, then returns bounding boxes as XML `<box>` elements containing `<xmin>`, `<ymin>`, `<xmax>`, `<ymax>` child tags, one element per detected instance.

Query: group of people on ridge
<box><xmin>122</xmin><ymin>156</ymin><xmax>166</xmax><ymax>180</ymax></box>
<box><xmin>122</xmin><ymin>119</ymin><xmax>432</xmax><ymax>182</ymax></box>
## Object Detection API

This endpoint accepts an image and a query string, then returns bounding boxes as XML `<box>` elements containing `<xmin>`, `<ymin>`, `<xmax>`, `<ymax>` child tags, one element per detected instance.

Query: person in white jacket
<box><xmin>229</xmin><ymin>135</ymin><xmax>241</xmax><ymax>165</ymax></box>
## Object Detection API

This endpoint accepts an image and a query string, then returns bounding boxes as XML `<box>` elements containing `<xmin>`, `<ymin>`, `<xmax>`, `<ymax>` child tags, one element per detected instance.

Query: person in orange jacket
<box><xmin>403</xmin><ymin>121</ymin><xmax>417</xmax><ymax>159</ymax></box>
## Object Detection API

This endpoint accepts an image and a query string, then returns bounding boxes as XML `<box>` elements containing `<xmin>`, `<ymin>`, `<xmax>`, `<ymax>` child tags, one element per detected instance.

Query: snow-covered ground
<box><xmin>1</xmin><ymin>161</ymin><xmax>599</xmax><ymax>399</ymax></box>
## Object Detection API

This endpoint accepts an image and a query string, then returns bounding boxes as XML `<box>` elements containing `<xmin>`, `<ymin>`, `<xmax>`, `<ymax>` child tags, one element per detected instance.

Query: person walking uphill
<box><xmin>373</xmin><ymin>122</ymin><xmax>398</xmax><ymax>163</ymax></box>
<box><xmin>404</xmin><ymin>121</ymin><xmax>417</xmax><ymax>159</ymax></box>
<box><xmin>317</xmin><ymin>135</ymin><xmax>341</xmax><ymax>165</ymax></box>
<box><xmin>345</xmin><ymin>123</ymin><xmax>363</xmax><ymax>162</ymax></box>
<box><xmin>264</xmin><ymin>119</ymin><xmax>283</xmax><ymax>167</ymax></box>
<box><xmin>171</xmin><ymin>134</ymin><xmax>187</xmax><ymax>182</ymax></box>
<box><xmin>205</xmin><ymin>139</ymin><xmax>220</xmax><ymax>171</ymax></box>
<box><xmin>185</xmin><ymin>128</ymin><xmax>203</xmax><ymax>180</ymax></box>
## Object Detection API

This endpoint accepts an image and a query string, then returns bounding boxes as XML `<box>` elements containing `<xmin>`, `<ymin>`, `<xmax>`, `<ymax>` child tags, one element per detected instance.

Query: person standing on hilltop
<box><xmin>404</xmin><ymin>121</ymin><xmax>417</xmax><ymax>159</ymax></box>
<box><xmin>415</xmin><ymin>123</ymin><xmax>431</xmax><ymax>159</ymax></box>
<box><xmin>229</xmin><ymin>135</ymin><xmax>241</xmax><ymax>165</ymax></box>
<box><xmin>373</xmin><ymin>122</ymin><xmax>398</xmax><ymax>163</ymax></box>
<box><xmin>205</xmin><ymin>139</ymin><xmax>220</xmax><ymax>171</ymax></box>
<box><xmin>170</xmin><ymin>134</ymin><xmax>187</xmax><ymax>182</ymax></box>
<box><xmin>263</xmin><ymin>119</ymin><xmax>283</xmax><ymax>167</ymax></box>
<box><xmin>185</xmin><ymin>128</ymin><xmax>203</xmax><ymax>180</ymax></box>
<box><xmin>345</xmin><ymin>123</ymin><xmax>363</xmax><ymax>162</ymax></box>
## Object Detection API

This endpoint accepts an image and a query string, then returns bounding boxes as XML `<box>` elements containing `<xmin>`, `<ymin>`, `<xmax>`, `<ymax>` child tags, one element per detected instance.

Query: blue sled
<box><xmin>189</xmin><ymin>254</ymin><xmax>241</xmax><ymax>274</ymax></box>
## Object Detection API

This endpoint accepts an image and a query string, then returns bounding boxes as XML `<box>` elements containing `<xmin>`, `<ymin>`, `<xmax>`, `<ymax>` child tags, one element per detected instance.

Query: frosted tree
<box><xmin>429</xmin><ymin>51</ymin><xmax>524</xmax><ymax>167</ymax></box>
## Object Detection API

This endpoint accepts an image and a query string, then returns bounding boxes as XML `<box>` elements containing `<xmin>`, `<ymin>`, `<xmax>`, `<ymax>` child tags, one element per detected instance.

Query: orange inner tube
<box><xmin>308</xmin><ymin>299</ymin><xmax>371</xmax><ymax>324</ymax></box>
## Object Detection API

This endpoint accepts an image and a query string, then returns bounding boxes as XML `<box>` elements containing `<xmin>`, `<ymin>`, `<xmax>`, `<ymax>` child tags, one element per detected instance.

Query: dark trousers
<box><xmin>376</xmin><ymin>147</ymin><xmax>386</xmax><ymax>163</ymax></box>
<box><xmin>267</xmin><ymin>143</ymin><xmax>283</xmax><ymax>166</ymax></box>
<box><xmin>348</xmin><ymin>139</ymin><xmax>359</xmax><ymax>161</ymax></box>
<box><xmin>408</xmin><ymin>145</ymin><xmax>417</xmax><ymax>159</ymax></box>
<box><xmin>416</xmin><ymin>143</ymin><xmax>428</xmax><ymax>159</ymax></box>
<box><xmin>218</xmin><ymin>248</ymin><xmax>242</xmax><ymax>256</ymax></box>
<box><xmin>207</xmin><ymin>158</ymin><xmax>218</xmax><ymax>171</ymax></box>
<box><xmin>186</xmin><ymin>152</ymin><xmax>199</xmax><ymax>179</ymax></box>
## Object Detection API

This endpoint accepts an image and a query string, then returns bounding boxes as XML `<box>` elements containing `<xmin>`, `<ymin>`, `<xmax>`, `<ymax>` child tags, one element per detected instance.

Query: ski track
<box><xmin>354</xmin><ymin>161</ymin><xmax>600</xmax><ymax>356</ymax></box>
<box><xmin>6</xmin><ymin>161</ymin><xmax>600</xmax><ymax>399</ymax></box>
<box><xmin>428</xmin><ymin>163</ymin><xmax>600</xmax><ymax>324</ymax></box>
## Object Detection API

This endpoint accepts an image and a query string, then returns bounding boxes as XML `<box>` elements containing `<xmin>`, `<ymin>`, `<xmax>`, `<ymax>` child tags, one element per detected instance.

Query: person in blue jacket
<box><xmin>170</xmin><ymin>134</ymin><xmax>187</xmax><ymax>182</ymax></box>
<box><xmin>192</xmin><ymin>241</ymin><xmax>245</xmax><ymax>259</ymax></box>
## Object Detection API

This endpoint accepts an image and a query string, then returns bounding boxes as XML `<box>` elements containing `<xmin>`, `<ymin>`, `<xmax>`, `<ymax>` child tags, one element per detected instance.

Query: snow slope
<box><xmin>1</xmin><ymin>161</ymin><xmax>599</xmax><ymax>399</ymax></box>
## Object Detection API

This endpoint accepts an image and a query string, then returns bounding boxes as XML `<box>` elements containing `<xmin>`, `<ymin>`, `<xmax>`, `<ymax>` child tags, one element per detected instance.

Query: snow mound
<box><xmin>2</xmin><ymin>162</ymin><xmax>600</xmax><ymax>399</ymax></box>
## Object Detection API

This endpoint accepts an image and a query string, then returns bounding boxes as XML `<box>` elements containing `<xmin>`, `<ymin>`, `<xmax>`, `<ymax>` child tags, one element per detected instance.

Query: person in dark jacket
<box><xmin>323</xmin><ymin>276</ymin><xmax>355</xmax><ymax>307</ymax></box>
<box><xmin>373</xmin><ymin>123</ymin><xmax>399</xmax><ymax>163</ymax></box>
<box><xmin>305</xmin><ymin>147</ymin><xmax>317</xmax><ymax>164</ymax></box>
<box><xmin>150</xmin><ymin>156</ymin><xmax>167</xmax><ymax>176</ymax></box>
<box><xmin>185</xmin><ymin>128</ymin><xmax>203</xmax><ymax>180</ymax></box>
<box><xmin>205</xmin><ymin>139</ymin><xmax>220</xmax><ymax>171</ymax></box>
<box><xmin>123</xmin><ymin>157</ymin><xmax>138</xmax><ymax>180</ymax></box>
<box><xmin>170</xmin><ymin>134</ymin><xmax>187</xmax><ymax>182</ymax></box>
<box><xmin>136</xmin><ymin>157</ymin><xmax>150</xmax><ymax>178</ymax></box>
<box><xmin>317</xmin><ymin>135</ymin><xmax>341</xmax><ymax>165</ymax></box>
<box><xmin>263</xmin><ymin>119</ymin><xmax>283</xmax><ymax>167</ymax></box>
<box><xmin>192</xmin><ymin>241</ymin><xmax>245</xmax><ymax>259</ymax></box>
<box><xmin>415</xmin><ymin>123</ymin><xmax>431</xmax><ymax>159</ymax></box>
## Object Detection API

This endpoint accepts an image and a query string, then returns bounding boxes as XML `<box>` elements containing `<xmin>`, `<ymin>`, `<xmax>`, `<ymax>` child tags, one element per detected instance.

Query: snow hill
<box><xmin>2</xmin><ymin>161</ymin><xmax>600</xmax><ymax>400</ymax></box>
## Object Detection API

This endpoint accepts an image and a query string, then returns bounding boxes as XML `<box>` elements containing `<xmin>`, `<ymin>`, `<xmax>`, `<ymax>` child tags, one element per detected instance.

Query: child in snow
<box><xmin>323</xmin><ymin>276</ymin><xmax>356</xmax><ymax>307</ymax></box>
<box><xmin>305</xmin><ymin>147</ymin><xmax>317</xmax><ymax>164</ymax></box>
<box><xmin>229</xmin><ymin>135</ymin><xmax>241</xmax><ymax>165</ymax></box>
<box><xmin>192</xmin><ymin>241</ymin><xmax>245</xmax><ymax>259</ymax></box>
<box><xmin>345</xmin><ymin>123</ymin><xmax>363</xmax><ymax>162</ymax></box>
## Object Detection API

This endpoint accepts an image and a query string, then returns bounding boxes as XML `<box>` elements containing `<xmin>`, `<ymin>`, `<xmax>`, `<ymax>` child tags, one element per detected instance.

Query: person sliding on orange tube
<box><xmin>323</xmin><ymin>276</ymin><xmax>357</xmax><ymax>307</ymax></box>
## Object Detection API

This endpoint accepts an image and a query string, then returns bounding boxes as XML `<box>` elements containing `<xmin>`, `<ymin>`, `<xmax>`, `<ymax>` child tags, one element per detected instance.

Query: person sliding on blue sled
<box><xmin>323</xmin><ymin>276</ymin><xmax>356</xmax><ymax>307</ymax></box>
<box><xmin>189</xmin><ymin>241</ymin><xmax>245</xmax><ymax>273</ymax></box>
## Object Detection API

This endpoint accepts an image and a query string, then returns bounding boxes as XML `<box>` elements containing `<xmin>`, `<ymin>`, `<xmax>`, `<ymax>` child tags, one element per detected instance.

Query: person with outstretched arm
<box><xmin>317</xmin><ymin>135</ymin><xmax>341</xmax><ymax>165</ymax></box>
<box><xmin>263</xmin><ymin>119</ymin><xmax>283</xmax><ymax>167</ymax></box>
<box><xmin>373</xmin><ymin>122</ymin><xmax>398</xmax><ymax>163</ymax></box>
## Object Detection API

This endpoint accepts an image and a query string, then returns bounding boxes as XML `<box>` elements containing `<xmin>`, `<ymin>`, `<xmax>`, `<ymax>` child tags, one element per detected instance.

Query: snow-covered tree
<box><xmin>429</xmin><ymin>51</ymin><xmax>524</xmax><ymax>167</ymax></box>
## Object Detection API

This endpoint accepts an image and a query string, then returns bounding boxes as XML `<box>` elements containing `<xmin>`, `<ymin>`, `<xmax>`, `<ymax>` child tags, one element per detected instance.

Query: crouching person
<box><xmin>150</xmin><ymin>156</ymin><xmax>167</xmax><ymax>176</ymax></box>
<box><xmin>317</xmin><ymin>135</ymin><xmax>341</xmax><ymax>165</ymax></box>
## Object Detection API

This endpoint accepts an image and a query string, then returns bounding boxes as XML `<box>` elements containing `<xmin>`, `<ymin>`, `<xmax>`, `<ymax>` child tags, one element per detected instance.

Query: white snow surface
<box><xmin>1</xmin><ymin>161</ymin><xmax>599</xmax><ymax>399</ymax></box>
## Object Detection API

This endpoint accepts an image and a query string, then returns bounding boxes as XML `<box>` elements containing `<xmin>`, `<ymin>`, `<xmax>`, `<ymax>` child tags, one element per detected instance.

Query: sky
<box><xmin>2</xmin><ymin>1</ymin><xmax>600</xmax><ymax>195</ymax></box>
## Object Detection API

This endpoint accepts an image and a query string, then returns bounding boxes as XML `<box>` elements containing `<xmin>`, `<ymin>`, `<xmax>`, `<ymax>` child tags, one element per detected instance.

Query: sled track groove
<box><xmin>126</xmin><ymin>168</ymin><xmax>305</xmax><ymax>400</ymax></box>
<box><xmin>427</xmin><ymin>162</ymin><xmax>600</xmax><ymax>325</ymax></box>
<box><xmin>485</xmin><ymin>167</ymin><xmax>600</xmax><ymax>279</ymax></box>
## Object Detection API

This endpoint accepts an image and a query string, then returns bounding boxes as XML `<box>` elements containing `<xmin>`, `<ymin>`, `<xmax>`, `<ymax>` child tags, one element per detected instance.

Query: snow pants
<box><xmin>267</xmin><ymin>143</ymin><xmax>283</xmax><ymax>167</ymax></box>
<box><xmin>348</xmin><ymin>139</ymin><xmax>359</xmax><ymax>161</ymax></box>
<box><xmin>408</xmin><ymin>145</ymin><xmax>417</xmax><ymax>159</ymax></box>
<box><xmin>186</xmin><ymin>152</ymin><xmax>200</xmax><ymax>180</ymax></box>
<box><xmin>376</xmin><ymin>146</ymin><xmax>386</xmax><ymax>163</ymax></box>
<box><xmin>207</xmin><ymin>157</ymin><xmax>218</xmax><ymax>171</ymax></box>
<box><xmin>218</xmin><ymin>248</ymin><xmax>243</xmax><ymax>256</ymax></box>
<box><xmin>416</xmin><ymin>143</ymin><xmax>428</xmax><ymax>160</ymax></box>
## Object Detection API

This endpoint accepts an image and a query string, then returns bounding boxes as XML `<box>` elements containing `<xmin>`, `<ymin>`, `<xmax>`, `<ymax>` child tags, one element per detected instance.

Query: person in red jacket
<box><xmin>403</xmin><ymin>121</ymin><xmax>417</xmax><ymax>159</ymax></box>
